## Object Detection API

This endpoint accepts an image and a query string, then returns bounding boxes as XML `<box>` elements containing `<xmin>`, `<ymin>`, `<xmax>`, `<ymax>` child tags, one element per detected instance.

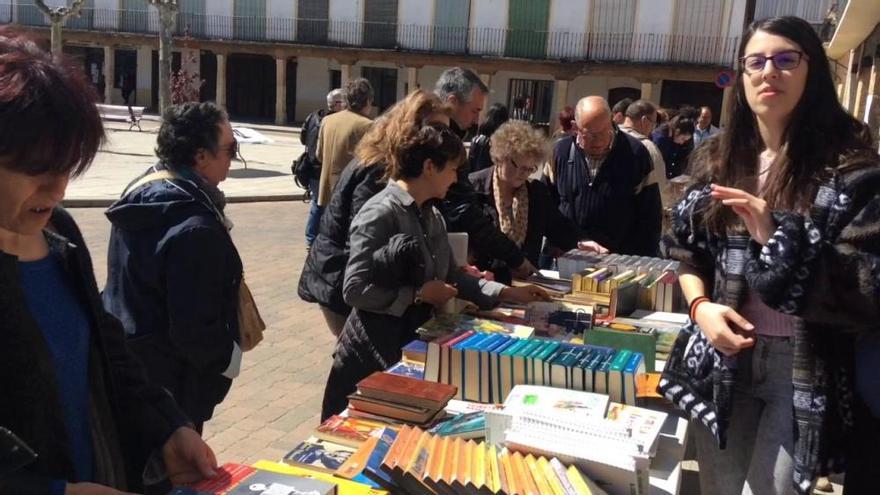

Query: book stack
<box><xmin>558</xmin><ymin>251</ymin><xmax>685</xmax><ymax>314</ymax></box>
<box><xmin>424</xmin><ymin>332</ymin><xmax>646</xmax><ymax>404</ymax></box>
<box><xmin>484</xmin><ymin>386</ymin><xmax>667</xmax><ymax>495</ymax></box>
<box><xmin>339</xmin><ymin>424</ymin><xmax>608</xmax><ymax>495</ymax></box>
<box><xmin>347</xmin><ymin>372</ymin><xmax>457</xmax><ymax>426</ymax></box>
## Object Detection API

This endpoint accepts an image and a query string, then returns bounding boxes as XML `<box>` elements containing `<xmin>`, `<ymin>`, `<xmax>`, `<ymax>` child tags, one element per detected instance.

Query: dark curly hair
<box><xmin>392</xmin><ymin>124</ymin><xmax>465</xmax><ymax>180</ymax></box>
<box><xmin>0</xmin><ymin>28</ymin><xmax>104</xmax><ymax>177</ymax></box>
<box><xmin>155</xmin><ymin>101</ymin><xmax>228</xmax><ymax>169</ymax></box>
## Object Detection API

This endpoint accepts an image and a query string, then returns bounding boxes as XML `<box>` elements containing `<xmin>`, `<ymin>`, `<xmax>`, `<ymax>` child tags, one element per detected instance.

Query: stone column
<box><xmin>843</xmin><ymin>48</ymin><xmax>856</xmax><ymax>111</ymax></box>
<box><xmin>216</xmin><ymin>53</ymin><xmax>227</xmax><ymax>109</ymax></box>
<box><xmin>103</xmin><ymin>45</ymin><xmax>115</xmax><ymax>104</ymax></box>
<box><xmin>640</xmin><ymin>81</ymin><xmax>654</xmax><ymax>103</ymax></box>
<box><xmin>406</xmin><ymin>66</ymin><xmax>419</xmax><ymax>93</ymax></box>
<box><xmin>341</xmin><ymin>63</ymin><xmax>352</xmax><ymax>86</ymax></box>
<box><xmin>551</xmin><ymin>79</ymin><xmax>570</xmax><ymax>125</ymax></box>
<box><xmin>275</xmin><ymin>57</ymin><xmax>287</xmax><ymax>125</ymax></box>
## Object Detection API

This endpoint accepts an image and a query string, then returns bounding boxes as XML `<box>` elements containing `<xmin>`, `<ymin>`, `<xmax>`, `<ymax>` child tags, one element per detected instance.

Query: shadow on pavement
<box><xmin>227</xmin><ymin>167</ymin><xmax>289</xmax><ymax>179</ymax></box>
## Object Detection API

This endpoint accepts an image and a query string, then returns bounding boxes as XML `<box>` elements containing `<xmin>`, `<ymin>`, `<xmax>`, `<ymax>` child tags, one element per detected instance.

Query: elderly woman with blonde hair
<box><xmin>469</xmin><ymin>121</ymin><xmax>582</xmax><ymax>284</ymax></box>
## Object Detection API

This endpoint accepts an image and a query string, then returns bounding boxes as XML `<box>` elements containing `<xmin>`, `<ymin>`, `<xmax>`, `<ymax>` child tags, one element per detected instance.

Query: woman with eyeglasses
<box><xmin>662</xmin><ymin>17</ymin><xmax>880</xmax><ymax>494</ymax></box>
<box><xmin>469</xmin><ymin>121</ymin><xmax>582</xmax><ymax>284</ymax></box>
<box><xmin>102</xmin><ymin>102</ymin><xmax>249</xmax><ymax>434</ymax></box>
<box><xmin>320</xmin><ymin>124</ymin><xmax>549</xmax><ymax>419</ymax></box>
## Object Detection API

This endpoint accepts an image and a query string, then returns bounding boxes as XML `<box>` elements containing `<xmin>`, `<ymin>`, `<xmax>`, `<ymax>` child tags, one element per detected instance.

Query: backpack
<box><xmin>291</xmin><ymin>109</ymin><xmax>328</xmax><ymax>200</ymax></box>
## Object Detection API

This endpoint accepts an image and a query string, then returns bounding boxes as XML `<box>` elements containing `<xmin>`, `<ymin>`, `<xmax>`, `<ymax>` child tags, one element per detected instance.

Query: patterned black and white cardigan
<box><xmin>658</xmin><ymin>153</ymin><xmax>880</xmax><ymax>494</ymax></box>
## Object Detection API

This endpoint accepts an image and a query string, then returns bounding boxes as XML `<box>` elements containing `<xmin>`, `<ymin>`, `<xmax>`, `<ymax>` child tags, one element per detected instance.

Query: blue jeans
<box><xmin>305</xmin><ymin>178</ymin><xmax>324</xmax><ymax>246</ymax></box>
<box><xmin>693</xmin><ymin>336</ymin><xmax>796</xmax><ymax>495</ymax></box>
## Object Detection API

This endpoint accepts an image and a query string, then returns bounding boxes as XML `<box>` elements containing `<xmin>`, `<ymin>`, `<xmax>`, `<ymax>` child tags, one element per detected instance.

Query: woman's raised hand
<box><xmin>710</xmin><ymin>184</ymin><xmax>776</xmax><ymax>245</ymax></box>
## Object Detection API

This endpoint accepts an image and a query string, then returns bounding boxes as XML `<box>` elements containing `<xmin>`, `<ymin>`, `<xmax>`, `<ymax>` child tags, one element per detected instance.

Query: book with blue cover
<box><xmin>386</xmin><ymin>360</ymin><xmax>425</xmax><ymax>380</ymax></box>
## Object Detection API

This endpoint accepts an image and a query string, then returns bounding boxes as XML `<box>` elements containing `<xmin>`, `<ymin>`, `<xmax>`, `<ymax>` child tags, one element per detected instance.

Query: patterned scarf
<box><xmin>492</xmin><ymin>169</ymin><xmax>529</xmax><ymax>247</ymax></box>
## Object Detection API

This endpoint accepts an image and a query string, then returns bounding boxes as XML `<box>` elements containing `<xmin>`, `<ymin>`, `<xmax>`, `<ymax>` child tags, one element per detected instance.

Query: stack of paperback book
<box><xmin>424</xmin><ymin>331</ymin><xmax>646</xmax><ymax>404</ymax></box>
<box><xmin>337</xmin><ymin>424</ymin><xmax>607</xmax><ymax>494</ymax></box>
<box><xmin>347</xmin><ymin>372</ymin><xmax>457</xmax><ymax>426</ymax></box>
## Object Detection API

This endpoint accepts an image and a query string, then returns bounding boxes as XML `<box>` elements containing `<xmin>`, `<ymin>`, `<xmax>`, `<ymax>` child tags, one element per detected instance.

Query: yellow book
<box><xmin>455</xmin><ymin>439</ymin><xmax>475</xmax><ymax>492</ymax></box>
<box><xmin>566</xmin><ymin>464</ymin><xmax>608</xmax><ymax>495</ymax></box>
<box><xmin>608</xmin><ymin>270</ymin><xmax>636</xmax><ymax>290</ymax></box>
<box><xmin>423</xmin><ymin>434</ymin><xmax>448</xmax><ymax>487</ymax></box>
<box><xmin>485</xmin><ymin>444</ymin><xmax>501</xmax><ymax>495</ymax></box>
<box><xmin>537</xmin><ymin>457</ymin><xmax>566</xmax><ymax>495</ymax></box>
<box><xmin>525</xmin><ymin>454</ymin><xmax>553</xmax><ymax>495</ymax></box>
<box><xmin>585</xmin><ymin>268</ymin><xmax>608</xmax><ymax>292</ymax></box>
<box><xmin>471</xmin><ymin>442</ymin><xmax>486</xmax><ymax>493</ymax></box>
<box><xmin>380</xmin><ymin>424</ymin><xmax>411</xmax><ymax>472</ymax></box>
<box><xmin>498</xmin><ymin>449</ymin><xmax>515</xmax><ymax>495</ymax></box>
<box><xmin>253</xmin><ymin>460</ymin><xmax>388</xmax><ymax>495</ymax></box>
<box><xmin>514</xmin><ymin>452</ymin><xmax>540</xmax><ymax>495</ymax></box>
<box><xmin>402</xmin><ymin>433</ymin><xmax>434</xmax><ymax>494</ymax></box>
<box><xmin>571</xmin><ymin>272</ymin><xmax>583</xmax><ymax>294</ymax></box>
<box><xmin>443</xmin><ymin>437</ymin><xmax>462</xmax><ymax>490</ymax></box>
<box><xmin>509</xmin><ymin>451</ymin><xmax>529</xmax><ymax>495</ymax></box>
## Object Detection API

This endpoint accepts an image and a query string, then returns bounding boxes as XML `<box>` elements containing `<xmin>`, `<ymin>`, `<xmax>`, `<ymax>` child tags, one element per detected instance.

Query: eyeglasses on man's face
<box><xmin>740</xmin><ymin>50</ymin><xmax>806</xmax><ymax>75</ymax></box>
<box><xmin>571</xmin><ymin>121</ymin><xmax>614</xmax><ymax>141</ymax></box>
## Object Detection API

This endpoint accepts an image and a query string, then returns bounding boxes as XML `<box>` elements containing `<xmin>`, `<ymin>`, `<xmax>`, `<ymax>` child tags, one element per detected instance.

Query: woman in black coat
<box><xmin>0</xmin><ymin>30</ymin><xmax>215</xmax><ymax>494</ymax></box>
<box><xmin>469</xmin><ymin>121</ymin><xmax>582</xmax><ymax>284</ymax></box>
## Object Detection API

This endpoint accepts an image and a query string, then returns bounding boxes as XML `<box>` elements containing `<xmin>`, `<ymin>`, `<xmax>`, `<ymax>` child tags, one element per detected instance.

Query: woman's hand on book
<box><xmin>694</xmin><ymin>301</ymin><xmax>755</xmax><ymax>356</ymax></box>
<box><xmin>710</xmin><ymin>184</ymin><xmax>776</xmax><ymax>245</ymax></box>
<box><xmin>499</xmin><ymin>284</ymin><xmax>551</xmax><ymax>304</ymax></box>
<box><xmin>420</xmin><ymin>280</ymin><xmax>459</xmax><ymax>306</ymax></box>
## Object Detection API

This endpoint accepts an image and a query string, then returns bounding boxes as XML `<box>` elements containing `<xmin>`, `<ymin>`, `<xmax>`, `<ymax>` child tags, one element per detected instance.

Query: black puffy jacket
<box><xmin>297</xmin><ymin>162</ymin><xmax>386</xmax><ymax>316</ymax></box>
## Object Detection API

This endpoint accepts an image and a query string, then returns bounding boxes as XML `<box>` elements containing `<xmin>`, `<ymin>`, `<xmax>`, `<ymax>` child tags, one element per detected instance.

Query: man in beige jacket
<box><xmin>316</xmin><ymin>78</ymin><xmax>374</xmax><ymax>206</ymax></box>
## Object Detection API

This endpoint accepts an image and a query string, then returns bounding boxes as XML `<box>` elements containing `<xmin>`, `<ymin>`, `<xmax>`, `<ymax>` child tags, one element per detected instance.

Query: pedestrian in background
<box><xmin>316</xmin><ymin>78</ymin><xmax>374</xmax><ymax>207</ymax></box>
<box><xmin>467</xmin><ymin>102</ymin><xmax>509</xmax><ymax>173</ymax></box>
<box><xmin>302</xmin><ymin>88</ymin><xmax>345</xmax><ymax>249</ymax></box>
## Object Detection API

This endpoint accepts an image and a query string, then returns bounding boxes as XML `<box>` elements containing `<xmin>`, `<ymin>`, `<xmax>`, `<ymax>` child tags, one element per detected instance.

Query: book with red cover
<box><xmin>169</xmin><ymin>462</ymin><xmax>337</xmax><ymax>494</ymax></box>
<box><xmin>313</xmin><ymin>415</ymin><xmax>390</xmax><ymax>448</ymax></box>
<box><xmin>356</xmin><ymin>371</ymin><xmax>457</xmax><ymax>410</ymax></box>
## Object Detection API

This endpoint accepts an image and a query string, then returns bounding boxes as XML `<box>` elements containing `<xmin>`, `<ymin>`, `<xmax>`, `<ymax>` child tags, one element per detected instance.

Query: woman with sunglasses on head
<box><xmin>469</xmin><ymin>120</ymin><xmax>582</xmax><ymax>284</ymax></box>
<box><xmin>320</xmin><ymin>124</ymin><xmax>549</xmax><ymax>419</ymax></box>
<box><xmin>663</xmin><ymin>17</ymin><xmax>880</xmax><ymax>494</ymax></box>
<box><xmin>103</xmin><ymin>102</ymin><xmax>248</xmax><ymax>434</ymax></box>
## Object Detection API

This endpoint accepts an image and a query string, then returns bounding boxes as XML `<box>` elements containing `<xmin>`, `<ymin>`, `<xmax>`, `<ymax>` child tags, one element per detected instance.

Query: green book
<box><xmin>607</xmin><ymin>349</ymin><xmax>633</xmax><ymax>403</ymax></box>
<box><xmin>512</xmin><ymin>340</ymin><xmax>544</xmax><ymax>388</ymax></box>
<box><xmin>584</xmin><ymin>327</ymin><xmax>657</xmax><ymax>372</ymax></box>
<box><xmin>532</xmin><ymin>341</ymin><xmax>561</xmax><ymax>387</ymax></box>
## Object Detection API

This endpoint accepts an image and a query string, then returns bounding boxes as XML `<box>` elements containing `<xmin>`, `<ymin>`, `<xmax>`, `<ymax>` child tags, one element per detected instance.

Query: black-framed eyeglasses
<box><xmin>510</xmin><ymin>159</ymin><xmax>538</xmax><ymax>175</ymax></box>
<box><xmin>740</xmin><ymin>50</ymin><xmax>806</xmax><ymax>75</ymax></box>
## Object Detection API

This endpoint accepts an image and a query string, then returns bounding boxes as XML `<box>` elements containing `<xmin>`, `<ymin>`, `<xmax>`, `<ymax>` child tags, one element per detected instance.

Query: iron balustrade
<box><xmin>1</xmin><ymin>4</ymin><xmax>739</xmax><ymax>66</ymax></box>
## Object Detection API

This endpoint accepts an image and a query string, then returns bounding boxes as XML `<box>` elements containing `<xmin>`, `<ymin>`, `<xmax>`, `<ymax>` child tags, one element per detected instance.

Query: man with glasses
<box><xmin>548</xmin><ymin>96</ymin><xmax>661</xmax><ymax>256</ymax></box>
<box><xmin>103</xmin><ymin>102</ymin><xmax>246</xmax><ymax>433</ymax></box>
<box><xmin>620</xmin><ymin>99</ymin><xmax>672</xmax><ymax>209</ymax></box>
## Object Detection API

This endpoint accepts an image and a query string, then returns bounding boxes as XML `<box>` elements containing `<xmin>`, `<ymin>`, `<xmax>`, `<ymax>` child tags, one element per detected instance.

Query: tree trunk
<box><xmin>50</xmin><ymin>20</ymin><xmax>63</xmax><ymax>55</ymax></box>
<box><xmin>157</xmin><ymin>7</ymin><xmax>177</xmax><ymax>112</ymax></box>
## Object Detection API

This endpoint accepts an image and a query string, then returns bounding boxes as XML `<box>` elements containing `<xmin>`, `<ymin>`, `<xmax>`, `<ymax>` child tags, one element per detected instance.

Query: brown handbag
<box><xmin>237</xmin><ymin>276</ymin><xmax>265</xmax><ymax>352</ymax></box>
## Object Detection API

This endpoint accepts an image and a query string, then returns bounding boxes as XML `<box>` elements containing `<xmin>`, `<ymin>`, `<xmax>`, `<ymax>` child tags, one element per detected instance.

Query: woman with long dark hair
<box><xmin>661</xmin><ymin>16</ymin><xmax>879</xmax><ymax>494</ymax></box>
<box><xmin>468</xmin><ymin>103</ymin><xmax>509</xmax><ymax>173</ymax></box>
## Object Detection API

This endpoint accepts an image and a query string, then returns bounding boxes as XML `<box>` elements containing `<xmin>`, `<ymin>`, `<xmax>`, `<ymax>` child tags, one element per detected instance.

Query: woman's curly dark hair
<box><xmin>392</xmin><ymin>124</ymin><xmax>465</xmax><ymax>180</ymax></box>
<box><xmin>155</xmin><ymin>101</ymin><xmax>229</xmax><ymax>169</ymax></box>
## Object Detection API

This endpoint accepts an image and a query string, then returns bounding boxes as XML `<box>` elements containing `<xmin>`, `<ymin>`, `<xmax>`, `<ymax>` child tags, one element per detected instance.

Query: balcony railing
<box><xmin>1</xmin><ymin>4</ymin><xmax>738</xmax><ymax>67</ymax></box>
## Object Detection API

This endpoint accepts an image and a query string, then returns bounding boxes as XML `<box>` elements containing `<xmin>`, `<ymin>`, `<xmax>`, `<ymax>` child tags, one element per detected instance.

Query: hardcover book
<box><xmin>357</xmin><ymin>371</ymin><xmax>457</xmax><ymax>410</ymax></box>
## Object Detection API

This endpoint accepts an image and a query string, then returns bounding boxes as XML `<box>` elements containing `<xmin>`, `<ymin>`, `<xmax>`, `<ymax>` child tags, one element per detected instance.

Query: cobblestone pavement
<box><xmin>68</xmin><ymin>200</ymin><xmax>334</xmax><ymax>465</ymax></box>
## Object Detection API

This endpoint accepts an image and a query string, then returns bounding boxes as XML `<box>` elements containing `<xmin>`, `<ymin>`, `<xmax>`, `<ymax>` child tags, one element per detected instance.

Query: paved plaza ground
<box><xmin>66</xmin><ymin>119</ymin><xmax>307</xmax><ymax>206</ymax></box>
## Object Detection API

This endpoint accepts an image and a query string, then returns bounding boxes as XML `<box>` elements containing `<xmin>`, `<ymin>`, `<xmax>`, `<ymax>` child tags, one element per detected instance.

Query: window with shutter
<box><xmin>505</xmin><ymin>0</ymin><xmax>549</xmax><ymax>59</ymax></box>
<box><xmin>297</xmin><ymin>0</ymin><xmax>329</xmax><ymax>43</ymax></box>
<box><xmin>364</xmin><ymin>0</ymin><xmax>398</xmax><ymax>49</ymax></box>
<box><xmin>434</xmin><ymin>0</ymin><xmax>470</xmax><ymax>53</ymax></box>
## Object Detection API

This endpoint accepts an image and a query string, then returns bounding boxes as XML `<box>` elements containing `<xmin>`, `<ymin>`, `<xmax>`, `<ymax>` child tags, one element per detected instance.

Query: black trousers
<box><xmin>843</xmin><ymin>397</ymin><xmax>880</xmax><ymax>494</ymax></box>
